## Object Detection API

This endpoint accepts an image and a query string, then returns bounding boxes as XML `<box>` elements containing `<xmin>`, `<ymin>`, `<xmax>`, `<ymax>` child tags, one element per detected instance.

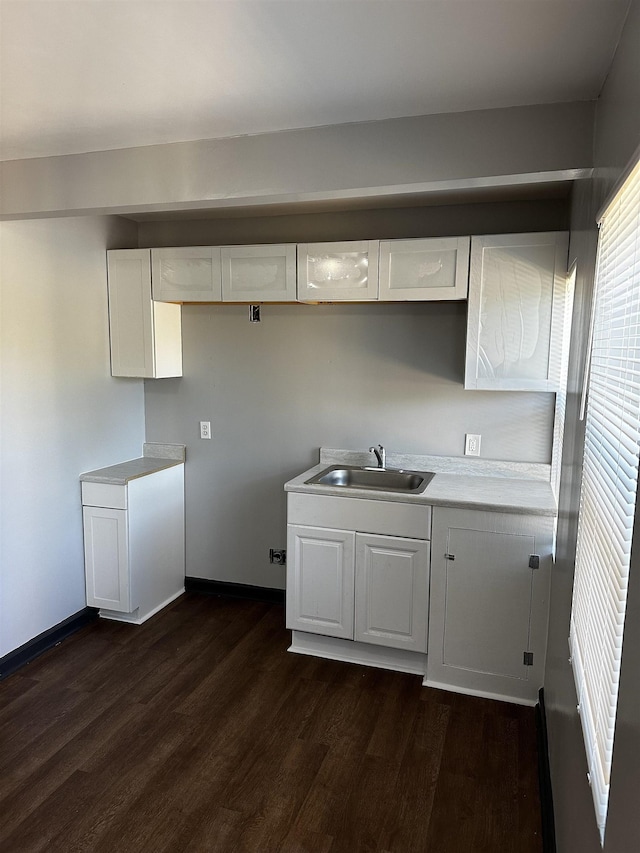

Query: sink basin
<box><xmin>305</xmin><ymin>465</ymin><xmax>434</xmax><ymax>494</ymax></box>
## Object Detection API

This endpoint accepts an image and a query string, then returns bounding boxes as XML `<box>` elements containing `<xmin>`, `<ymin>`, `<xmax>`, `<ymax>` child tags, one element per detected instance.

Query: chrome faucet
<box><xmin>369</xmin><ymin>444</ymin><xmax>386</xmax><ymax>469</ymax></box>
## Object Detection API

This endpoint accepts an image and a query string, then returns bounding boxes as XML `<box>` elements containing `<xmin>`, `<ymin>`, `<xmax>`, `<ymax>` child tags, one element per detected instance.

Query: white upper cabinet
<box><xmin>107</xmin><ymin>249</ymin><xmax>182</xmax><ymax>378</ymax></box>
<box><xmin>465</xmin><ymin>232</ymin><xmax>569</xmax><ymax>391</ymax></box>
<box><xmin>297</xmin><ymin>240</ymin><xmax>379</xmax><ymax>301</ymax></box>
<box><xmin>151</xmin><ymin>247</ymin><xmax>222</xmax><ymax>302</ymax></box>
<box><xmin>221</xmin><ymin>244</ymin><xmax>297</xmax><ymax>302</ymax></box>
<box><xmin>379</xmin><ymin>237</ymin><xmax>470</xmax><ymax>301</ymax></box>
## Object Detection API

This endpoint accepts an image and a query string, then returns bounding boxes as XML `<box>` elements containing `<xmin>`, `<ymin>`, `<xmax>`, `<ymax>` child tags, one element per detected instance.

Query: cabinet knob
<box><xmin>529</xmin><ymin>555</ymin><xmax>540</xmax><ymax>570</ymax></box>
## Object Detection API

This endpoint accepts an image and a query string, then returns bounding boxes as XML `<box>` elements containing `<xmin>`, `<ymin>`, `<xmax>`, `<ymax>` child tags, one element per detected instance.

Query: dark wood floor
<box><xmin>0</xmin><ymin>594</ymin><xmax>543</xmax><ymax>852</ymax></box>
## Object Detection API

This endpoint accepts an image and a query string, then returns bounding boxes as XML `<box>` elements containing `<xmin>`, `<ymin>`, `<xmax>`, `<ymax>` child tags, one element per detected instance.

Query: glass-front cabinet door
<box><xmin>297</xmin><ymin>240</ymin><xmax>379</xmax><ymax>301</ymax></box>
<box><xmin>379</xmin><ymin>237</ymin><xmax>470</xmax><ymax>301</ymax></box>
<box><xmin>151</xmin><ymin>247</ymin><xmax>222</xmax><ymax>302</ymax></box>
<box><xmin>221</xmin><ymin>244</ymin><xmax>296</xmax><ymax>302</ymax></box>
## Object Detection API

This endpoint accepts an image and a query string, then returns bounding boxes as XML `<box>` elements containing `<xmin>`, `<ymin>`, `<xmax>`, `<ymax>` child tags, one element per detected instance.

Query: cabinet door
<box><xmin>221</xmin><ymin>244</ymin><xmax>296</xmax><ymax>302</ymax></box>
<box><xmin>379</xmin><ymin>237</ymin><xmax>470</xmax><ymax>301</ymax></box>
<box><xmin>427</xmin><ymin>507</ymin><xmax>552</xmax><ymax>703</ymax></box>
<box><xmin>465</xmin><ymin>232</ymin><xmax>569</xmax><ymax>390</ymax></box>
<box><xmin>83</xmin><ymin>506</ymin><xmax>131</xmax><ymax>612</ymax></box>
<box><xmin>297</xmin><ymin>240</ymin><xmax>379</xmax><ymax>301</ymax></box>
<box><xmin>107</xmin><ymin>249</ymin><xmax>182</xmax><ymax>378</ymax></box>
<box><xmin>151</xmin><ymin>247</ymin><xmax>222</xmax><ymax>302</ymax></box>
<box><xmin>355</xmin><ymin>534</ymin><xmax>429</xmax><ymax>652</ymax></box>
<box><xmin>286</xmin><ymin>524</ymin><xmax>355</xmax><ymax>639</ymax></box>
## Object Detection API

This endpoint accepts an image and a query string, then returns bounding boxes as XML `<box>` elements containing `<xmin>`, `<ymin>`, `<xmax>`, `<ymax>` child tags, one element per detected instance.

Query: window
<box><xmin>570</xmin><ymin>155</ymin><xmax>640</xmax><ymax>844</ymax></box>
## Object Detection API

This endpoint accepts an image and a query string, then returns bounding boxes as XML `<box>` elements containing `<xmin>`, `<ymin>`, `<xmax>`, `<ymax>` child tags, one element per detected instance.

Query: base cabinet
<box><xmin>426</xmin><ymin>506</ymin><xmax>553</xmax><ymax>704</ymax></box>
<box><xmin>287</xmin><ymin>521</ymin><xmax>429</xmax><ymax>654</ymax></box>
<box><xmin>82</xmin><ymin>465</ymin><xmax>185</xmax><ymax>623</ymax></box>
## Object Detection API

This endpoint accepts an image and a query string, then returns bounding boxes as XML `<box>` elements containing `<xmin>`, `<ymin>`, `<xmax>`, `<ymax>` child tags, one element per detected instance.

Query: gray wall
<box><xmin>0</xmin><ymin>215</ymin><xmax>143</xmax><ymax>658</ymax></box>
<box><xmin>0</xmin><ymin>102</ymin><xmax>593</xmax><ymax>219</ymax></box>
<box><xmin>545</xmin><ymin>1</ymin><xmax>640</xmax><ymax>850</ymax></box>
<box><xmin>143</xmin><ymin>200</ymin><xmax>564</xmax><ymax>587</ymax></box>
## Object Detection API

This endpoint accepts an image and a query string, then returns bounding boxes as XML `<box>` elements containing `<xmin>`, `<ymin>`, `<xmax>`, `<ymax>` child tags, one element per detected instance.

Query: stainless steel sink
<box><xmin>305</xmin><ymin>464</ymin><xmax>434</xmax><ymax>494</ymax></box>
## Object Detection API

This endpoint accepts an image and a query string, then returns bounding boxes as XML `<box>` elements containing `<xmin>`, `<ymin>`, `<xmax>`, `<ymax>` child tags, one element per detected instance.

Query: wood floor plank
<box><xmin>0</xmin><ymin>594</ymin><xmax>544</xmax><ymax>852</ymax></box>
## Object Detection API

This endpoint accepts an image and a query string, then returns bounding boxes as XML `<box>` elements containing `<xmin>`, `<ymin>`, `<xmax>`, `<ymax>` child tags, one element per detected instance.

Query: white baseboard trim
<box><xmin>99</xmin><ymin>588</ymin><xmax>184</xmax><ymax>625</ymax></box>
<box><xmin>289</xmin><ymin>630</ymin><xmax>427</xmax><ymax>676</ymax></box>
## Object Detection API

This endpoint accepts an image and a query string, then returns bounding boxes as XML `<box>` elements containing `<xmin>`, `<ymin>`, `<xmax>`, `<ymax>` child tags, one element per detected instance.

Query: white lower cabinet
<box><xmin>286</xmin><ymin>493</ymin><xmax>431</xmax><ymax>669</ymax></box>
<box><xmin>426</xmin><ymin>506</ymin><xmax>553</xmax><ymax>704</ymax></box>
<box><xmin>82</xmin><ymin>465</ymin><xmax>185</xmax><ymax>624</ymax></box>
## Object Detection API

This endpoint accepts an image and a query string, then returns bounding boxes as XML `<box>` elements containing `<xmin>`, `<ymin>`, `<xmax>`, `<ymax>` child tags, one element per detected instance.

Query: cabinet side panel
<box><xmin>127</xmin><ymin>465</ymin><xmax>185</xmax><ymax>621</ymax></box>
<box><xmin>152</xmin><ymin>301</ymin><xmax>183</xmax><ymax>377</ymax></box>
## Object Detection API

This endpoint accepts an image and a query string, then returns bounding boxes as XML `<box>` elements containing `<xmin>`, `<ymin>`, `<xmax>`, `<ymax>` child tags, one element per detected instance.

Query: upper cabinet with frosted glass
<box><xmin>379</xmin><ymin>237</ymin><xmax>470</xmax><ymax>301</ymax></box>
<box><xmin>221</xmin><ymin>244</ymin><xmax>296</xmax><ymax>302</ymax></box>
<box><xmin>297</xmin><ymin>241</ymin><xmax>379</xmax><ymax>301</ymax></box>
<box><xmin>152</xmin><ymin>247</ymin><xmax>223</xmax><ymax>302</ymax></box>
<box><xmin>464</xmin><ymin>232</ymin><xmax>569</xmax><ymax>392</ymax></box>
<box><xmin>152</xmin><ymin>245</ymin><xmax>296</xmax><ymax>303</ymax></box>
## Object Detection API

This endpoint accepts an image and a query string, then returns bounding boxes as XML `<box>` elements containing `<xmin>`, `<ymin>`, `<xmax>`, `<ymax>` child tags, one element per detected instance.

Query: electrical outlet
<box><xmin>465</xmin><ymin>433</ymin><xmax>481</xmax><ymax>456</ymax></box>
<box><xmin>269</xmin><ymin>549</ymin><xmax>286</xmax><ymax>565</ymax></box>
<box><xmin>200</xmin><ymin>421</ymin><xmax>211</xmax><ymax>440</ymax></box>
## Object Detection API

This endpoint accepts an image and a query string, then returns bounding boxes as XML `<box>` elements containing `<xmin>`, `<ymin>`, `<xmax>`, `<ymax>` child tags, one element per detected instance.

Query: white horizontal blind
<box><xmin>570</xmin><ymin>157</ymin><xmax>640</xmax><ymax>845</ymax></box>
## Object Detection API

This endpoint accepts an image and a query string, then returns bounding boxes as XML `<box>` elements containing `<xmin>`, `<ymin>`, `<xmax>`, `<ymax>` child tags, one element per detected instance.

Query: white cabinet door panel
<box><xmin>221</xmin><ymin>244</ymin><xmax>296</xmax><ymax>302</ymax></box>
<box><xmin>107</xmin><ymin>249</ymin><xmax>155</xmax><ymax>378</ymax></box>
<box><xmin>151</xmin><ymin>247</ymin><xmax>222</xmax><ymax>302</ymax></box>
<box><xmin>83</xmin><ymin>506</ymin><xmax>131</xmax><ymax>612</ymax></box>
<box><xmin>379</xmin><ymin>237</ymin><xmax>470</xmax><ymax>301</ymax></box>
<box><xmin>465</xmin><ymin>232</ymin><xmax>569</xmax><ymax>391</ymax></box>
<box><xmin>297</xmin><ymin>241</ymin><xmax>379</xmax><ymax>301</ymax></box>
<box><xmin>355</xmin><ymin>534</ymin><xmax>429</xmax><ymax>652</ymax></box>
<box><xmin>286</xmin><ymin>525</ymin><xmax>355</xmax><ymax>639</ymax></box>
<box><xmin>443</xmin><ymin>527</ymin><xmax>534</xmax><ymax>678</ymax></box>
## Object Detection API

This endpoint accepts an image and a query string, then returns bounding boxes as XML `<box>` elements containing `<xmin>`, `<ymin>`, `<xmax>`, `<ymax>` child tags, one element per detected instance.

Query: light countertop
<box><xmin>285</xmin><ymin>450</ymin><xmax>557</xmax><ymax>517</ymax></box>
<box><xmin>80</xmin><ymin>443</ymin><xmax>185</xmax><ymax>486</ymax></box>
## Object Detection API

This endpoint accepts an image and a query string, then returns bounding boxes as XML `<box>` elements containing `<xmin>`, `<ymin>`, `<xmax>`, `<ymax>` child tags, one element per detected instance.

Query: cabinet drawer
<box><xmin>81</xmin><ymin>482</ymin><xmax>127</xmax><ymax>510</ymax></box>
<box><xmin>287</xmin><ymin>493</ymin><xmax>431</xmax><ymax>539</ymax></box>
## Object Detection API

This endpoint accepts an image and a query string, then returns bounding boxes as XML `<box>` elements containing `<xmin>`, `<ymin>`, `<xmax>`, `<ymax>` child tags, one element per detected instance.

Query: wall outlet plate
<box><xmin>200</xmin><ymin>421</ymin><xmax>211</xmax><ymax>439</ymax></box>
<box><xmin>465</xmin><ymin>433</ymin><xmax>481</xmax><ymax>456</ymax></box>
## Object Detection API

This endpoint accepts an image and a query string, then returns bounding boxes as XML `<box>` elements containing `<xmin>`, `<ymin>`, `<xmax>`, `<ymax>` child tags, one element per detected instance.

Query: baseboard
<box><xmin>536</xmin><ymin>687</ymin><xmax>556</xmax><ymax>853</ymax></box>
<box><xmin>289</xmin><ymin>630</ymin><xmax>427</xmax><ymax>676</ymax></box>
<box><xmin>0</xmin><ymin>607</ymin><xmax>99</xmax><ymax>681</ymax></box>
<box><xmin>185</xmin><ymin>576</ymin><xmax>285</xmax><ymax>604</ymax></box>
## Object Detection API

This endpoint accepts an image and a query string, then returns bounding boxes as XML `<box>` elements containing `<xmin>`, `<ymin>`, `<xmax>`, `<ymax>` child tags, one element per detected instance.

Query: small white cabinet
<box><xmin>151</xmin><ymin>247</ymin><xmax>223</xmax><ymax>302</ymax></box>
<box><xmin>426</xmin><ymin>506</ymin><xmax>553</xmax><ymax>704</ymax></box>
<box><xmin>107</xmin><ymin>249</ymin><xmax>182</xmax><ymax>378</ymax></box>
<box><xmin>297</xmin><ymin>240</ymin><xmax>379</xmax><ymax>301</ymax></box>
<box><xmin>221</xmin><ymin>244</ymin><xmax>297</xmax><ymax>302</ymax></box>
<box><xmin>379</xmin><ymin>237</ymin><xmax>470</xmax><ymax>301</ymax></box>
<box><xmin>82</xmin><ymin>464</ymin><xmax>185</xmax><ymax>624</ymax></box>
<box><xmin>464</xmin><ymin>232</ymin><xmax>569</xmax><ymax>391</ymax></box>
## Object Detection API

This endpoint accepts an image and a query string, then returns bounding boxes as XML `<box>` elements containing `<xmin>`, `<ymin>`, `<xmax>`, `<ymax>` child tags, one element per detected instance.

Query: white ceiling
<box><xmin>0</xmin><ymin>0</ymin><xmax>631</xmax><ymax>162</ymax></box>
